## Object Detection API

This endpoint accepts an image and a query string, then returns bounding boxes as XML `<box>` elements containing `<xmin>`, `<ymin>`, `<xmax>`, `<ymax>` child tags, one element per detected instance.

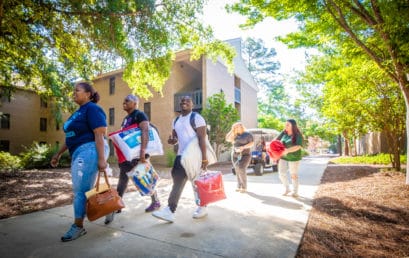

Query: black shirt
<box><xmin>234</xmin><ymin>132</ymin><xmax>254</xmax><ymax>155</ymax></box>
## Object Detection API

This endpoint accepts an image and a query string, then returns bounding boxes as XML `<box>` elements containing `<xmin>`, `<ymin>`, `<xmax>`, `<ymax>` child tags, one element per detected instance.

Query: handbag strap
<box><xmin>95</xmin><ymin>169</ymin><xmax>111</xmax><ymax>191</ymax></box>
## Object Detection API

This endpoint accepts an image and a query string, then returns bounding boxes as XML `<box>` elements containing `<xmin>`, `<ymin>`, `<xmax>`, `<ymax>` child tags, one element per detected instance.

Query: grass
<box><xmin>330</xmin><ymin>153</ymin><xmax>406</xmax><ymax>165</ymax></box>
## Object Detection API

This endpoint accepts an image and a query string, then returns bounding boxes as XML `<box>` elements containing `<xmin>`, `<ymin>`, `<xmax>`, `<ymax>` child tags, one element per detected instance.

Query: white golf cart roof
<box><xmin>247</xmin><ymin>128</ymin><xmax>280</xmax><ymax>138</ymax></box>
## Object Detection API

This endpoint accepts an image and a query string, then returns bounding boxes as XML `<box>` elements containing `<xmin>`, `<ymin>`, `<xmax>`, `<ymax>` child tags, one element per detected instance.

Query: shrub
<box><xmin>165</xmin><ymin>149</ymin><xmax>176</xmax><ymax>167</ymax></box>
<box><xmin>107</xmin><ymin>155</ymin><xmax>118</xmax><ymax>164</ymax></box>
<box><xmin>19</xmin><ymin>142</ymin><xmax>51</xmax><ymax>169</ymax></box>
<box><xmin>0</xmin><ymin>151</ymin><xmax>22</xmax><ymax>171</ymax></box>
<box><xmin>19</xmin><ymin>142</ymin><xmax>70</xmax><ymax>169</ymax></box>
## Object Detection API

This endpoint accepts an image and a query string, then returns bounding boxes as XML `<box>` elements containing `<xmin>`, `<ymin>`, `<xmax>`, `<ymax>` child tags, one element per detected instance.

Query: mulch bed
<box><xmin>296</xmin><ymin>164</ymin><xmax>409</xmax><ymax>257</ymax></box>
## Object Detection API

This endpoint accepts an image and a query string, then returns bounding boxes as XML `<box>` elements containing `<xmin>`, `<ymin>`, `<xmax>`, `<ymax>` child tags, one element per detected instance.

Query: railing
<box><xmin>174</xmin><ymin>90</ymin><xmax>202</xmax><ymax>112</ymax></box>
<box><xmin>234</xmin><ymin>87</ymin><xmax>241</xmax><ymax>103</ymax></box>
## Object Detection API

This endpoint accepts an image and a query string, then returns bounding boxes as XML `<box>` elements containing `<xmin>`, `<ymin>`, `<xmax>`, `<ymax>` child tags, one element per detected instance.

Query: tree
<box><xmin>299</xmin><ymin>52</ymin><xmax>405</xmax><ymax>167</ymax></box>
<box><xmin>229</xmin><ymin>0</ymin><xmax>409</xmax><ymax>183</ymax></box>
<box><xmin>201</xmin><ymin>92</ymin><xmax>239</xmax><ymax>159</ymax></box>
<box><xmin>0</xmin><ymin>1</ymin><xmax>235</xmax><ymax>113</ymax></box>
<box><xmin>258</xmin><ymin>114</ymin><xmax>284</xmax><ymax>130</ymax></box>
<box><xmin>241</xmin><ymin>38</ymin><xmax>288</xmax><ymax>121</ymax></box>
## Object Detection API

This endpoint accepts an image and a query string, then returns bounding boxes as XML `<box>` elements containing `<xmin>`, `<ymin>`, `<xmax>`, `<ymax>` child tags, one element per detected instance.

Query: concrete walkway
<box><xmin>0</xmin><ymin>156</ymin><xmax>330</xmax><ymax>258</ymax></box>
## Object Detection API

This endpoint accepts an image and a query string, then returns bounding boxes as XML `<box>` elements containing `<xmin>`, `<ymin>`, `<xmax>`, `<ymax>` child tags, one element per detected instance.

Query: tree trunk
<box><xmin>214</xmin><ymin>142</ymin><xmax>221</xmax><ymax>161</ymax></box>
<box><xmin>342</xmin><ymin>132</ymin><xmax>350</xmax><ymax>156</ymax></box>
<box><xmin>406</xmin><ymin>101</ymin><xmax>409</xmax><ymax>184</ymax></box>
<box><xmin>398</xmin><ymin>76</ymin><xmax>409</xmax><ymax>184</ymax></box>
<box><xmin>385</xmin><ymin>131</ymin><xmax>401</xmax><ymax>171</ymax></box>
<box><xmin>353</xmin><ymin>137</ymin><xmax>357</xmax><ymax>156</ymax></box>
<box><xmin>337</xmin><ymin>135</ymin><xmax>342</xmax><ymax>155</ymax></box>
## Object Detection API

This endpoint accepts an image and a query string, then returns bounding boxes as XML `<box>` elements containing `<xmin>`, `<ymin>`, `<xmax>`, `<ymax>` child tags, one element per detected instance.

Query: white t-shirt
<box><xmin>173</xmin><ymin>112</ymin><xmax>206</xmax><ymax>155</ymax></box>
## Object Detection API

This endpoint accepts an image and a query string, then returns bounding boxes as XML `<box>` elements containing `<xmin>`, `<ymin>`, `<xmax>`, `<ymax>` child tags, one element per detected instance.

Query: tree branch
<box><xmin>36</xmin><ymin>1</ymin><xmax>162</xmax><ymax>18</ymax></box>
<box><xmin>325</xmin><ymin>0</ymin><xmax>397</xmax><ymax>82</ymax></box>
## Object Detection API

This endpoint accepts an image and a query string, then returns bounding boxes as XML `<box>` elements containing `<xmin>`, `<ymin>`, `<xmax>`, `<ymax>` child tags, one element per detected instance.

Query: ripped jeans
<box><xmin>70</xmin><ymin>141</ymin><xmax>109</xmax><ymax>219</ymax></box>
<box><xmin>278</xmin><ymin>159</ymin><xmax>300</xmax><ymax>194</ymax></box>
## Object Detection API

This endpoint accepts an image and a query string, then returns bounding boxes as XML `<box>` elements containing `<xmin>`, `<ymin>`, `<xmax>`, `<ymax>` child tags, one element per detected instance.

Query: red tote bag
<box><xmin>267</xmin><ymin>140</ymin><xmax>286</xmax><ymax>160</ymax></box>
<box><xmin>194</xmin><ymin>171</ymin><xmax>226</xmax><ymax>206</ymax></box>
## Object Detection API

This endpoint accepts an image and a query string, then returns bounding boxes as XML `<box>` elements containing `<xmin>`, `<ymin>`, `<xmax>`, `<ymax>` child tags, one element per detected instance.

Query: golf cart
<box><xmin>248</xmin><ymin>128</ymin><xmax>280</xmax><ymax>176</ymax></box>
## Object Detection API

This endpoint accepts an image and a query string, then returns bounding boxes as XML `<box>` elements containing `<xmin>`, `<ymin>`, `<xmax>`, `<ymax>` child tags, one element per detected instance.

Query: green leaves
<box><xmin>231</xmin><ymin>0</ymin><xmax>409</xmax><ymax>149</ymax></box>
<box><xmin>1</xmin><ymin>0</ymin><xmax>234</xmax><ymax>109</ymax></box>
<box><xmin>201</xmin><ymin>92</ymin><xmax>239</xmax><ymax>158</ymax></box>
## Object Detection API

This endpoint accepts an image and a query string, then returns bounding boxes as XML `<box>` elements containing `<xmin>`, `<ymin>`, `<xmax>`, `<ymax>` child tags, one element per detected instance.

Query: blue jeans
<box><xmin>70</xmin><ymin>141</ymin><xmax>109</xmax><ymax>219</ymax></box>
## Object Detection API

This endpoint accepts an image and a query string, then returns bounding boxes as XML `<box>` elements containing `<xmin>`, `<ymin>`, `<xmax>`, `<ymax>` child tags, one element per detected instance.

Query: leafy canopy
<box><xmin>1</xmin><ymin>0</ymin><xmax>235</xmax><ymax>108</ymax></box>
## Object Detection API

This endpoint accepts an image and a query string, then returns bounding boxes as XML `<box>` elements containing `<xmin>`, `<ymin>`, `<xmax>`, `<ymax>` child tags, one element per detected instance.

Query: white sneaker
<box><xmin>152</xmin><ymin>206</ymin><xmax>174</xmax><ymax>223</ymax></box>
<box><xmin>192</xmin><ymin>206</ymin><xmax>208</xmax><ymax>219</ymax></box>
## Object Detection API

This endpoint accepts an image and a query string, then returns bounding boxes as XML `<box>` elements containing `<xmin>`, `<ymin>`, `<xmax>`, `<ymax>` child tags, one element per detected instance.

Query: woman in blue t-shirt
<box><xmin>277</xmin><ymin>119</ymin><xmax>303</xmax><ymax>197</ymax></box>
<box><xmin>51</xmin><ymin>82</ymin><xmax>109</xmax><ymax>242</ymax></box>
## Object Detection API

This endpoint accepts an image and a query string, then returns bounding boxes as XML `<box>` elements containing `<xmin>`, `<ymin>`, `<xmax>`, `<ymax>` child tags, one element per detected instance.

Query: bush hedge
<box><xmin>330</xmin><ymin>153</ymin><xmax>406</xmax><ymax>165</ymax></box>
<box><xmin>0</xmin><ymin>151</ymin><xmax>22</xmax><ymax>171</ymax></box>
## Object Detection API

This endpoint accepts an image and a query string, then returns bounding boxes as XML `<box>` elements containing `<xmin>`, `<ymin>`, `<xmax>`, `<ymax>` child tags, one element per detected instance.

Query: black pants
<box><xmin>168</xmin><ymin>156</ymin><xmax>188</xmax><ymax>213</ymax></box>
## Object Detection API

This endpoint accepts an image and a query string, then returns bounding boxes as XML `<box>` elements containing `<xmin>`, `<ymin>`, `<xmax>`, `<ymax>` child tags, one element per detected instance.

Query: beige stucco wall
<box><xmin>92</xmin><ymin>56</ymin><xmax>204</xmax><ymax>165</ymax></box>
<box><xmin>2</xmin><ymin>40</ymin><xmax>259</xmax><ymax>163</ymax></box>
<box><xmin>0</xmin><ymin>89</ymin><xmax>66</xmax><ymax>154</ymax></box>
<box><xmin>204</xmin><ymin>59</ymin><xmax>234</xmax><ymax>104</ymax></box>
<box><xmin>204</xmin><ymin>58</ymin><xmax>258</xmax><ymax>128</ymax></box>
<box><xmin>239</xmin><ymin>80</ymin><xmax>258</xmax><ymax>128</ymax></box>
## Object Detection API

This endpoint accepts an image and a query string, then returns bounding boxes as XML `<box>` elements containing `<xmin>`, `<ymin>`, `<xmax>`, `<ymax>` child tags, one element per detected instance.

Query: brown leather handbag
<box><xmin>86</xmin><ymin>169</ymin><xmax>125</xmax><ymax>221</ymax></box>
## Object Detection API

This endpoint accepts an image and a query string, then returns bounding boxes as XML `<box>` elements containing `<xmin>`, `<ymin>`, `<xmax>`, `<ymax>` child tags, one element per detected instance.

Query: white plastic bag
<box><xmin>109</xmin><ymin>125</ymin><xmax>163</xmax><ymax>162</ymax></box>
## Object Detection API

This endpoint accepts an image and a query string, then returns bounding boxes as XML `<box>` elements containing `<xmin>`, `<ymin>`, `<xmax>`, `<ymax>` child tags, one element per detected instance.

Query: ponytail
<box><xmin>90</xmin><ymin>91</ymin><xmax>100</xmax><ymax>103</ymax></box>
<box><xmin>76</xmin><ymin>82</ymin><xmax>99</xmax><ymax>103</ymax></box>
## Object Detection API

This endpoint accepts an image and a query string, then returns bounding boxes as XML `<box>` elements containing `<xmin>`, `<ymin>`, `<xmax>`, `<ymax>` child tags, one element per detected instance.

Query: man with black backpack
<box><xmin>105</xmin><ymin>94</ymin><xmax>161</xmax><ymax>224</ymax></box>
<box><xmin>152</xmin><ymin>95</ymin><xmax>209</xmax><ymax>222</ymax></box>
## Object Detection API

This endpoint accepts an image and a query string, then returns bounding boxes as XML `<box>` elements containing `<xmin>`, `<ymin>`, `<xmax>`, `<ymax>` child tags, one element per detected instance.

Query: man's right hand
<box><xmin>168</xmin><ymin>135</ymin><xmax>177</xmax><ymax>145</ymax></box>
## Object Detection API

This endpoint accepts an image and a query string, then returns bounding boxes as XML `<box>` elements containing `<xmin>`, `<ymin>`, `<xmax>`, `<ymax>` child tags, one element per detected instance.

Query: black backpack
<box><xmin>174</xmin><ymin>112</ymin><xmax>210</xmax><ymax>135</ymax></box>
<box><xmin>173</xmin><ymin>112</ymin><xmax>198</xmax><ymax>131</ymax></box>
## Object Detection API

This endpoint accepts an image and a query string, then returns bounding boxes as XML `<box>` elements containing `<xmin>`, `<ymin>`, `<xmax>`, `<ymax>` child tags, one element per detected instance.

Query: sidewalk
<box><xmin>0</xmin><ymin>156</ymin><xmax>330</xmax><ymax>258</ymax></box>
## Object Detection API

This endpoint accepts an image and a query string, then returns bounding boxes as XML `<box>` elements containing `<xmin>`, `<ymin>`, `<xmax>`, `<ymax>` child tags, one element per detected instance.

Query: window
<box><xmin>144</xmin><ymin>102</ymin><xmax>151</xmax><ymax>120</ymax></box>
<box><xmin>40</xmin><ymin>118</ymin><xmax>47</xmax><ymax>131</ymax></box>
<box><xmin>40</xmin><ymin>98</ymin><xmax>48</xmax><ymax>108</ymax></box>
<box><xmin>109</xmin><ymin>108</ymin><xmax>115</xmax><ymax>125</ymax></box>
<box><xmin>109</xmin><ymin>77</ymin><xmax>115</xmax><ymax>95</ymax></box>
<box><xmin>0</xmin><ymin>140</ymin><xmax>9</xmax><ymax>152</ymax></box>
<box><xmin>0</xmin><ymin>113</ymin><xmax>10</xmax><ymax>129</ymax></box>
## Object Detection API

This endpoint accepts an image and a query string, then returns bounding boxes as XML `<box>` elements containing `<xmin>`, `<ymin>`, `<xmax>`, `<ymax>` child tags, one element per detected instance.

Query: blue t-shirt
<box><xmin>63</xmin><ymin>102</ymin><xmax>107</xmax><ymax>155</ymax></box>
